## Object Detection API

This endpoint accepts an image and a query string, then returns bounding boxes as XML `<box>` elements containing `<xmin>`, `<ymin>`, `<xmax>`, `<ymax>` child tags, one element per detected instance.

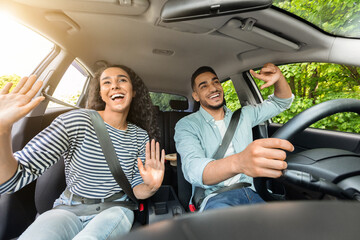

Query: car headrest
<box><xmin>153</xmin><ymin>105</ymin><xmax>160</xmax><ymax>113</ymax></box>
<box><xmin>170</xmin><ymin>100</ymin><xmax>188</xmax><ymax>111</ymax></box>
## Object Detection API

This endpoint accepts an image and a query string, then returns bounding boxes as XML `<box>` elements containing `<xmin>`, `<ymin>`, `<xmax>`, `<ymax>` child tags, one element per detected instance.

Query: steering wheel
<box><xmin>254</xmin><ymin>98</ymin><xmax>360</xmax><ymax>201</ymax></box>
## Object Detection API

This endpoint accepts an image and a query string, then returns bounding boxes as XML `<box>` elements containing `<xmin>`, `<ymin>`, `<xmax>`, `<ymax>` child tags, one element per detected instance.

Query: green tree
<box><xmin>222</xmin><ymin>80</ymin><xmax>241</xmax><ymax>111</ymax></box>
<box><xmin>273</xmin><ymin>0</ymin><xmax>360</xmax><ymax>37</ymax></box>
<box><xmin>0</xmin><ymin>75</ymin><xmax>21</xmax><ymax>91</ymax></box>
<box><xmin>254</xmin><ymin>62</ymin><xmax>360</xmax><ymax>133</ymax></box>
<box><xmin>150</xmin><ymin>92</ymin><xmax>186</xmax><ymax>111</ymax></box>
<box><xmin>247</xmin><ymin>0</ymin><xmax>360</xmax><ymax>133</ymax></box>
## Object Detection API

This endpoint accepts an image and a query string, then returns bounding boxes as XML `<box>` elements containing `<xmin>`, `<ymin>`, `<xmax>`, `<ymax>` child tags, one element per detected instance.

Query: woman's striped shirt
<box><xmin>0</xmin><ymin>109</ymin><xmax>148</xmax><ymax>199</ymax></box>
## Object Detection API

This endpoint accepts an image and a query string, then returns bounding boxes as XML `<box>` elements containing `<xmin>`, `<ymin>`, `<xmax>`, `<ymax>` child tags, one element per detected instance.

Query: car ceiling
<box><xmin>2</xmin><ymin>0</ymin><xmax>360</xmax><ymax>98</ymax></box>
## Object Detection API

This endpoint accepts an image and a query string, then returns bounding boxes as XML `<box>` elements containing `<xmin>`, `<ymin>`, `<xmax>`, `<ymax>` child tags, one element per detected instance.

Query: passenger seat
<box><xmin>155</xmin><ymin>100</ymin><xmax>191</xmax><ymax>192</ymax></box>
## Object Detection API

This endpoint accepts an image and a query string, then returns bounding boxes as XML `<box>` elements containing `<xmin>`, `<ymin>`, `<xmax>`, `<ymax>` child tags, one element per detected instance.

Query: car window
<box><xmin>47</xmin><ymin>61</ymin><xmax>89</xmax><ymax>108</ymax></box>
<box><xmin>222</xmin><ymin>79</ymin><xmax>241</xmax><ymax>111</ymax></box>
<box><xmin>273</xmin><ymin>0</ymin><xmax>360</xmax><ymax>39</ymax></box>
<box><xmin>0</xmin><ymin>12</ymin><xmax>54</xmax><ymax>89</ymax></box>
<box><xmin>150</xmin><ymin>92</ymin><xmax>187</xmax><ymax>111</ymax></box>
<box><xmin>254</xmin><ymin>63</ymin><xmax>360</xmax><ymax>133</ymax></box>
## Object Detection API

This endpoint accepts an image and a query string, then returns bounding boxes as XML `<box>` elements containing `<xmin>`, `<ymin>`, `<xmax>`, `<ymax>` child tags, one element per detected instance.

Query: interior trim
<box><xmin>12</xmin><ymin>0</ymin><xmax>150</xmax><ymax>15</ymax></box>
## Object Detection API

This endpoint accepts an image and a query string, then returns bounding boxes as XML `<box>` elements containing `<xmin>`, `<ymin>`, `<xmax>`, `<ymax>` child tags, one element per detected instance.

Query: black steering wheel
<box><xmin>254</xmin><ymin>98</ymin><xmax>360</xmax><ymax>201</ymax></box>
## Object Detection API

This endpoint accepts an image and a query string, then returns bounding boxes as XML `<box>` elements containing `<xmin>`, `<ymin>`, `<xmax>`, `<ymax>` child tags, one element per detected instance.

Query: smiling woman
<box><xmin>0</xmin><ymin>64</ymin><xmax>164</xmax><ymax>240</ymax></box>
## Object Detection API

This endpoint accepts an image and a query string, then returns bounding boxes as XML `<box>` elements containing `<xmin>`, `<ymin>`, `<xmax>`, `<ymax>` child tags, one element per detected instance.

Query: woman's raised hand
<box><xmin>137</xmin><ymin>139</ymin><xmax>165</xmax><ymax>191</ymax></box>
<box><xmin>0</xmin><ymin>75</ymin><xmax>45</xmax><ymax>132</ymax></box>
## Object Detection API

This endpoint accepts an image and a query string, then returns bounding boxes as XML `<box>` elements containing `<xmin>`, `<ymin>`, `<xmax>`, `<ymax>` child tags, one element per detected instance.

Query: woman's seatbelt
<box><xmin>87</xmin><ymin>110</ymin><xmax>139</xmax><ymax>207</ymax></box>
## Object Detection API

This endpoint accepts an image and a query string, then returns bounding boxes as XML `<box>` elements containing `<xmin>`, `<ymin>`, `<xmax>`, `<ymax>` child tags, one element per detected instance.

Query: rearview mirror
<box><xmin>160</xmin><ymin>0</ymin><xmax>272</xmax><ymax>22</ymax></box>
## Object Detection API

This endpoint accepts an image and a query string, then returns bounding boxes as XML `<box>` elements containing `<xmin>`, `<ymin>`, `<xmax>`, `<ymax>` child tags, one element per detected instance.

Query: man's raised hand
<box><xmin>249</xmin><ymin>63</ymin><xmax>285</xmax><ymax>90</ymax></box>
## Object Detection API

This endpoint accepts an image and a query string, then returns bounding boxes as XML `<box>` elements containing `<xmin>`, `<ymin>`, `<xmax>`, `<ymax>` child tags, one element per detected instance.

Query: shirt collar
<box><xmin>199</xmin><ymin>105</ymin><xmax>232</xmax><ymax>123</ymax></box>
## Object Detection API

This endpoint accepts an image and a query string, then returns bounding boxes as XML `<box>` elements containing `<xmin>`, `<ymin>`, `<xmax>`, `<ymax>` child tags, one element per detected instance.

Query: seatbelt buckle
<box><xmin>139</xmin><ymin>203</ymin><xmax>145</xmax><ymax>212</ymax></box>
<box><xmin>189</xmin><ymin>204</ymin><xmax>196</xmax><ymax>212</ymax></box>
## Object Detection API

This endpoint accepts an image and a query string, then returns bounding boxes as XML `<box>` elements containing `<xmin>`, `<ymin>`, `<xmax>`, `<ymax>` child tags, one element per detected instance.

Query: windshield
<box><xmin>273</xmin><ymin>0</ymin><xmax>360</xmax><ymax>38</ymax></box>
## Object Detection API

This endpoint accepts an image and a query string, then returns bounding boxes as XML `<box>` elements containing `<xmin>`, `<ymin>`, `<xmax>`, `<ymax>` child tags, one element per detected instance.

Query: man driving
<box><xmin>174</xmin><ymin>63</ymin><xmax>294</xmax><ymax>211</ymax></box>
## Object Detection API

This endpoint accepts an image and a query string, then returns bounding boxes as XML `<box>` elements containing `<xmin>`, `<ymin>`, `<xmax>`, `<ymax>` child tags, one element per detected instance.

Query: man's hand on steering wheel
<box><xmin>234</xmin><ymin>138</ymin><xmax>294</xmax><ymax>178</ymax></box>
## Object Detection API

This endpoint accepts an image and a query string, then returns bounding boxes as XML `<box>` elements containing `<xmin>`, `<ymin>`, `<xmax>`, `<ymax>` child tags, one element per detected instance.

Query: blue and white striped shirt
<box><xmin>0</xmin><ymin>109</ymin><xmax>148</xmax><ymax>199</ymax></box>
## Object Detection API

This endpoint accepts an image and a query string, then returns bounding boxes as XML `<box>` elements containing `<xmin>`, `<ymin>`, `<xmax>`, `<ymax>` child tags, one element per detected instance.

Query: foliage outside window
<box><xmin>150</xmin><ymin>92</ymin><xmax>187</xmax><ymax>112</ymax></box>
<box><xmin>254</xmin><ymin>63</ymin><xmax>360</xmax><ymax>133</ymax></box>
<box><xmin>0</xmin><ymin>75</ymin><xmax>21</xmax><ymax>92</ymax></box>
<box><xmin>222</xmin><ymin>80</ymin><xmax>241</xmax><ymax>112</ymax></box>
<box><xmin>273</xmin><ymin>0</ymin><xmax>360</xmax><ymax>38</ymax></box>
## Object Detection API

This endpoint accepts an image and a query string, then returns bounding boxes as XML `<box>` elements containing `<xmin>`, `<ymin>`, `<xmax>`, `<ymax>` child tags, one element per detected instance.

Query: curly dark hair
<box><xmin>87</xmin><ymin>64</ymin><xmax>160</xmax><ymax>141</ymax></box>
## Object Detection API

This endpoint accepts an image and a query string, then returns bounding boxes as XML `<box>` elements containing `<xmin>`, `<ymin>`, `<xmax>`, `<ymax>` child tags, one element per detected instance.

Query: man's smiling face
<box><xmin>192</xmin><ymin>71</ymin><xmax>224</xmax><ymax>111</ymax></box>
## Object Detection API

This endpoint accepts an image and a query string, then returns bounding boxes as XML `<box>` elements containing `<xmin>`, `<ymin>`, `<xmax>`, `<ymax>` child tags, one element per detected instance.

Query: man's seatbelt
<box><xmin>192</xmin><ymin>108</ymin><xmax>243</xmax><ymax>210</ymax></box>
<box><xmin>212</xmin><ymin>108</ymin><xmax>242</xmax><ymax>160</ymax></box>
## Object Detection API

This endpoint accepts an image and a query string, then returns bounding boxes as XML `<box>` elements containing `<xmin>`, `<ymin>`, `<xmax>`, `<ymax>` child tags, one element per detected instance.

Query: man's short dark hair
<box><xmin>191</xmin><ymin>66</ymin><xmax>217</xmax><ymax>90</ymax></box>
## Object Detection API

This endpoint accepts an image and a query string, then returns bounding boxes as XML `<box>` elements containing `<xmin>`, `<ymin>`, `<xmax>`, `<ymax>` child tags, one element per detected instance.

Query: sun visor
<box><xmin>218</xmin><ymin>18</ymin><xmax>300</xmax><ymax>51</ymax></box>
<box><xmin>160</xmin><ymin>0</ymin><xmax>272</xmax><ymax>22</ymax></box>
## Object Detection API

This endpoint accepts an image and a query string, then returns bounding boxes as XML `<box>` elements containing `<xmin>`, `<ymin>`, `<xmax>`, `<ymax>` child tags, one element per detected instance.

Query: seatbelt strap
<box><xmin>193</xmin><ymin>108</ymin><xmax>242</xmax><ymax>209</ymax></box>
<box><xmin>55</xmin><ymin>200</ymin><xmax>138</xmax><ymax>215</ymax></box>
<box><xmin>87</xmin><ymin>110</ymin><xmax>139</xmax><ymax>207</ymax></box>
<box><xmin>212</xmin><ymin>182</ymin><xmax>251</xmax><ymax>194</ymax></box>
<box><xmin>212</xmin><ymin>108</ymin><xmax>242</xmax><ymax>160</ymax></box>
<box><xmin>42</xmin><ymin>91</ymin><xmax>81</xmax><ymax>109</ymax></box>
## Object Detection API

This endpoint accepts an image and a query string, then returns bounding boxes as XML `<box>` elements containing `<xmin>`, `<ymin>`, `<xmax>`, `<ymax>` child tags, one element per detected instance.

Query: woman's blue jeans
<box><xmin>203</xmin><ymin>188</ymin><xmax>265</xmax><ymax>211</ymax></box>
<box><xmin>18</xmin><ymin>193</ymin><xmax>134</xmax><ymax>240</ymax></box>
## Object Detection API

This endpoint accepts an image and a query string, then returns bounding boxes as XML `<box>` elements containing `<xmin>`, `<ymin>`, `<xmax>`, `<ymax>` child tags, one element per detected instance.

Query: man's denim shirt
<box><xmin>174</xmin><ymin>94</ymin><xmax>294</xmax><ymax>207</ymax></box>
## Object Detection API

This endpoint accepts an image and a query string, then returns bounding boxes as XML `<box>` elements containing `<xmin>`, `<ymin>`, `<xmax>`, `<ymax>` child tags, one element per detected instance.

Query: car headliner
<box><xmin>1</xmin><ymin>0</ymin><xmax>360</xmax><ymax>100</ymax></box>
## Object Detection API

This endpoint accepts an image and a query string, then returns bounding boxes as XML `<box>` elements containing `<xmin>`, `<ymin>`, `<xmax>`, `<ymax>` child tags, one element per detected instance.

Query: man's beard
<box><xmin>200</xmin><ymin>97</ymin><xmax>225</xmax><ymax>110</ymax></box>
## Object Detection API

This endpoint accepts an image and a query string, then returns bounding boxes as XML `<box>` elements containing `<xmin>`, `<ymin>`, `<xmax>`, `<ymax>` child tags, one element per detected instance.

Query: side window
<box><xmin>222</xmin><ymin>80</ymin><xmax>241</xmax><ymax>111</ymax></box>
<box><xmin>47</xmin><ymin>61</ymin><xmax>89</xmax><ymax>108</ymax></box>
<box><xmin>150</xmin><ymin>92</ymin><xmax>187</xmax><ymax>111</ymax></box>
<box><xmin>0</xmin><ymin>12</ymin><xmax>54</xmax><ymax>89</ymax></box>
<box><xmin>254</xmin><ymin>63</ymin><xmax>360</xmax><ymax>133</ymax></box>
